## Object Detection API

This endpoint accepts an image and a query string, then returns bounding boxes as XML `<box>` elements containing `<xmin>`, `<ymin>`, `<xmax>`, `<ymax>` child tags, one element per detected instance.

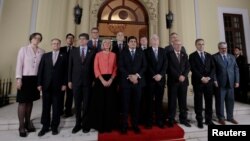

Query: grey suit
<box><xmin>213</xmin><ymin>53</ymin><xmax>239</xmax><ymax>120</ymax></box>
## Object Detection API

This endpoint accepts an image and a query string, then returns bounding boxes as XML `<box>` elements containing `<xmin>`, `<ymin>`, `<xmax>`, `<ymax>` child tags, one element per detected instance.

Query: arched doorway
<box><xmin>97</xmin><ymin>0</ymin><xmax>149</xmax><ymax>42</ymax></box>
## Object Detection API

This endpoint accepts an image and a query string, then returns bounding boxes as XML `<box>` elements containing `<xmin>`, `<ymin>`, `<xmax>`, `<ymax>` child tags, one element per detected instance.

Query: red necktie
<box><xmin>93</xmin><ymin>40</ymin><xmax>97</xmax><ymax>48</ymax></box>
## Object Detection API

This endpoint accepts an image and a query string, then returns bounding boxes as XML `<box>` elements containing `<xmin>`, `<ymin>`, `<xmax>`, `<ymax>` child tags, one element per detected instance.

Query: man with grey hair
<box><xmin>213</xmin><ymin>42</ymin><xmax>239</xmax><ymax>125</ymax></box>
<box><xmin>144</xmin><ymin>34</ymin><xmax>167</xmax><ymax>129</ymax></box>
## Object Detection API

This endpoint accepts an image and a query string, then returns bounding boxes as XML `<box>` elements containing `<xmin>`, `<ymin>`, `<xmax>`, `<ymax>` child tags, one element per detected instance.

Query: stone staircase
<box><xmin>0</xmin><ymin>94</ymin><xmax>250</xmax><ymax>141</ymax></box>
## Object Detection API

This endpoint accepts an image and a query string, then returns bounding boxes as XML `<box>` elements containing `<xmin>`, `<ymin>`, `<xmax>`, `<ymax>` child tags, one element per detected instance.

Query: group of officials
<box><xmin>15</xmin><ymin>28</ymin><xmax>241</xmax><ymax>137</ymax></box>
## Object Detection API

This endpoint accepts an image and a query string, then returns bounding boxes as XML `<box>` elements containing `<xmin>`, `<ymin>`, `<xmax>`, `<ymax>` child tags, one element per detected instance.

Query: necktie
<box><xmin>53</xmin><ymin>52</ymin><xmax>57</xmax><ymax>66</ymax></box>
<box><xmin>154</xmin><ymin>49</ymin><xmax>158</xmax><ymax>61</ymax></box>
<box><xmin>93</xmin><ymin>40</ymin><xmax>97</xmax><ymax>48</ymax></box>
<box><xmin>131</xmin><ymin>49</ymin><xmax>135</xmax><ymax>60</ymax></box>
<box><xmin>200</xmin><ymin>52</ymin><xmax>205</xmax><ymax>64</ymax></box>
<box><xmin>177</xmin><ymin>52</ymin><xmax>180</xmax><ymax>62</ymax></box>
<box><xmin>223</xmin><ymin>55</ymin><xmax>228</xmax><ymax>66</ymax></box>
<box><xmin>81</xmin><ymin>48</ymin><xmax>85</xmax><ymax>62</ymax></box>
<box><xmin>119</xmin><ymin>44</ymin><xmax>122</xmax><ymax>51</ymax></box>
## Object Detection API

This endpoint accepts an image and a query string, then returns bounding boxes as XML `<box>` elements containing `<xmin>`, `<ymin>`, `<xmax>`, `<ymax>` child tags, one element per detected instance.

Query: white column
<box><xmin>29</xmin><ymin>0</ymin><xmax>39</xmax><ymax>34</ymax></box>
<box><xmin>158</xmin><ymin>0</ymin><xmax>168</xmax><ymax>47</ymax></box>
<box><xmin>194</xmin><ymin>0</ymin><xmax>201</xmax><ymax>38</ymax></box>
<box><xmin>0</xmin><ymin>0</ymin><xmax>4</xmax><ymax>21</ymax></box>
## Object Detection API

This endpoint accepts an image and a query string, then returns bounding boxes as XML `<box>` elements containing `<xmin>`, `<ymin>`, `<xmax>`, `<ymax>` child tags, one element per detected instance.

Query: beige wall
<box><xmin>0</xmin><ymin>0</ymin><xmax>33</xmax><ymax>93</ymax></box>
<box><xmin>197</xmin><ymin>0</ymin><xmax>250</xmax><ymax>54</ymax></box>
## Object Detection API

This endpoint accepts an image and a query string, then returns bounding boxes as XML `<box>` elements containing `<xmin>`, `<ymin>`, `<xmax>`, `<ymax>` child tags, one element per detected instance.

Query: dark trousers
<box><xmin>168</xmin><ymin>83</ymin><xmax>188</xmax><ymax>122</ymax></box>
<box><xmin>59</xmin><ymin>87</ymin><xmax>73</xmax><ymax>115</ymax></box>
<box><xmin>193</xmin><ymin>83</ymin><xmax>213</xmax><ymax>122</ymax></box>
<box><xmin>41</xmin><ymin>86</ymin><xmax>61</xmax><ymax>130</ymax></box>
<box><xmin>145</xmin><ymin>81</ymin><xmax>164</xmax><ymax>124</ymax></box>
<box><xmin>73</xmin><ymin>86</ymin><xmax>90</xmax><ymax>128</ymax></box>
<box><xmin>64</xmin><ymin>87</ymin><xmax>73</xmax><ymax>114</ymax></box>
<box><xmin>121</xmin><ymin>85</ymin><xmax>142</xmax><ymax>127</ymax></box>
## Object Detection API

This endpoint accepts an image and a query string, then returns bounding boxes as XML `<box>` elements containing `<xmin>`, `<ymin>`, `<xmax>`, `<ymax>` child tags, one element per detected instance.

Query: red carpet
<box><xmin>98</xmin><ymin>124</ymin><xmax>185</xmax><ymax>141</ymax></box>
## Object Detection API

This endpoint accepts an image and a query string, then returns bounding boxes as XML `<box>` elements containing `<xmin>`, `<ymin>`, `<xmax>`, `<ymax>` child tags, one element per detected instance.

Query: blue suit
<box><xmin>213</xmin><ymin>53</ymin><xmax>239</xmax><ymax>120</ymax></box>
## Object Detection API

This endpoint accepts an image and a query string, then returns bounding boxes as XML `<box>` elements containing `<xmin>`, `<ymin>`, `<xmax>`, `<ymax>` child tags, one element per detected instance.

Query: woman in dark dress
<box><xmin>15</xmin><ymin>33</ymin><xmax>45</xmax><ymax>137</ymax></box>
<box><xmin>88</xmin><ymin>39</ymin><xmax>117</xmax><ymax>133</ymax></box>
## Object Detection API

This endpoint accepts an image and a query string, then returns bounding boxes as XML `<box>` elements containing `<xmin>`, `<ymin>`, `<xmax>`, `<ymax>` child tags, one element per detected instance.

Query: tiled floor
<box><xmin>0</xmin><ymin>94</ymin><xmax>250</xmax><ymax>141</ymax></box>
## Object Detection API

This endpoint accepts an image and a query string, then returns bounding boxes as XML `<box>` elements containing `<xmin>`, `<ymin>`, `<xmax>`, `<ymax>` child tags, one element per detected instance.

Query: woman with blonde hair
<box><xmin>88</xmin><ymin>39</ymin><xmax>117</xmax><ymax>133</ymax></box>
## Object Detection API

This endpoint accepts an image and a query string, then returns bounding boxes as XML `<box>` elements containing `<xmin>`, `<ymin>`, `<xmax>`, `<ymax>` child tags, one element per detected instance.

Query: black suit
<box><xmin>167</xmin><ymin>51</ymin><xmax>190</xmax><ymax>123</ymax></box>
<box><xmin>189</xmin><ymin>51</ymin><xmax>215</xmax><ymax>122</ymax></box>
<box><xmin>119</xmin><ymin>47</ymin><xmax>147</xmax><ymax>128</ymax></box>
<box><xmin>145</xmin><ymin>47</ymin><xmax>167</xmax><ymax>124</ymax></box>
<box><xmin>37</xmin><ymin>51</ymin><xmax>67</xmax><ymax>130</ymax></box>
<box><xmin>68</xmin><ymin>47</ymin><xmax>95</xmax><ymax>128</ymax></box>
<box><xmin>87</xmin><ymin>39</ymin><xmax>102</xmax><ymax>53</ymax></box>
<box><xmin>59</xmin><ymin>46</ymin><xmax>75</xmax><ymax>115</ymax></box>
<box><xmin>235</xmin><ymin>55</ymin><xmax>248</xmax><ymax>102</ymax></box>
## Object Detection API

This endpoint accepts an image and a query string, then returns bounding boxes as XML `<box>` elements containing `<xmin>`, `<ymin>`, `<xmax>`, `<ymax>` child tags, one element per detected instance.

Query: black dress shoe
<box><xmin>52</xmin><ymin>129</ymin><xmax>59</xmax><ymax>135</ymax></box>
<box><xmin>63</xmin><ymin>113</ymin><xmax>73</xmax><ymax>118</ymax></box>
<box><xmin>156</xmin><ymin>121</ymin><xmax>165</xmax><ymax>129</ymax></box>
<box><xmin>82</xmin><ymin>128</ymin><xmax>90</xmax><ymax>133</ymax></box>
<box><xmin>144</xmin><ymin>122</ymin><xmax>152</xmax><ymax>129</ymax></box>
<box><xmin>197</xmin><ymin>121</ymin><xmax>203</xmax><ymax>129</ymax></box>
<box><xmin>38</xmin><ymin>128</ymin><xmax>49</xmax><ymax>137</ymax></box>
<box><xmin>120</xmin><ymin>127</ymin><xmax>128</xmax><ymax>134</ymax></box>
<box><xmin>205</xmin><ymin>121</ymin><xmax>215</xmax><ymax>126</ymax></box>
<box><xmin>132</xmin><ymin>126</ymin><xmax>141</xmax><ymax>134</ymax></box>
<box><xmin>168</xmin><ymin>121</ymin><xmax>174</xmax><ymax>127</ymax></box>
<box><xmin>25</xmin><ymin>122</ymin><xmax>36</xmax><ymax>132</ymax></box>
<box><xmin>180</xmin><ymin>121</ymin><xmax>191</xmax><ymax>127</ymax></box>
<box><xmin>19</xmin><ymin>128</ymin><xmax>27</xmax><ymax>137</ymax></box>
<box><xmin>72</xmin><ymin>126</ymin><xmax>81</xmax><ymax>134</ymax></box>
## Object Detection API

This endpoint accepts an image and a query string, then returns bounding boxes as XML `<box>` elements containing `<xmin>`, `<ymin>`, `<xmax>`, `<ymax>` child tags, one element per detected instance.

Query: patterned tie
<box><xmin>200</xmin><ymin>52</ymin><xmax>205</xmax><ymax>64</ymax></box>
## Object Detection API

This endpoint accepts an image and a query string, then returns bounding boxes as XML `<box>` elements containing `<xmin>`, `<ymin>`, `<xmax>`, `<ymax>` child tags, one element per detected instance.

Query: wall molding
<box><xmin>218</xmin><ymin>7</ymin><xmax>250</xmax><ymax>62</ymax></box>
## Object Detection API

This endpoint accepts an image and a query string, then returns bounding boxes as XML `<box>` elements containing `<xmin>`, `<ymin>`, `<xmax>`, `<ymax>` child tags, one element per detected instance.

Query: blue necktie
<box><xmin>131</xmin><ymin>49</ymin><xmax>135</xmax><ymax>60</ymax></box>
<box><xmin>223</xmin><ymin>55</ymin><xmax>228</xmax><ymax>66</ymax></box>
<box><xmin>200</xmin><ymin>52</ymin><xmax>205</xmax><ymax>64</ymax></box>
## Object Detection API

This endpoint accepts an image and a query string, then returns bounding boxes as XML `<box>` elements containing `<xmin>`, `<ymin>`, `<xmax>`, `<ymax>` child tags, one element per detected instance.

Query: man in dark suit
<box><xmin>111</xmin><ymin>32</ymin><xmax>127</xmax><ymax>128</ymax></box>
<box><xmin>144</xmin><ymin>34</ymin><xmax>167</xmax><ymax>129</ymax></box>
<box><xmin>112</xmin><ymin>32</ymin><xmax>127</xmax><ymax>56</ymax></box>
<box><xmin>68</xmin><ymin>33</ymin><xmax>95</xmax><ymax>133</ymax></box>
<box><xmin>213</xmin><ymin>42</ymin><xmax>239</xmax><ymax>125</ymax></box>
<box><xmin>59</xmin><ymin>33</ymin><xmax>75</xmax><ymax>118</ymax></box>
<box><xmin>233</xmin><ymin>47</ymin><xmax>248</xmax><ymax>103</ymax></box>
<box><xmin>167</xmin><ymin>39</ymin><xmax>191</xmax><ymax>127</ymax></box>
<box><xmin>87</xmin><ymin>27</ymin><xmax>102</xmax><ymax>52</ymax></box>
<box><xmin>37</xmin><ymin>38</ymin><xmax>67</xmax><ymax>136</ymax></box>
<box><xmin>165</xmin><ymin>32</ymin><xmax>186</xmax><ymax>55</ymax></box>
<box><xmin>139</xmin><ymin>36</ymin><xmax>148</xmax><ymax>51</ymax></box>
<box><xmin>138</xmin><ymin>36</ymin><xmax>149</xmax><ymax>125</ymax></box>
<box><xmin>189</xmin><ymin>39</ymin><xmax>215</xmax><ymax>128</ymax></box>
<box><xmin>119</xmin><ymin>36</ymin><xmax>147</xmax><ymax>134</ymax></box>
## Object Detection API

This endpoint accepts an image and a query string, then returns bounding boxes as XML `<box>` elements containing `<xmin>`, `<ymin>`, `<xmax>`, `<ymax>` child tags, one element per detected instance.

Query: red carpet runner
<box><xmin>98</xmin><ymin>124</ymin><xmax>185</xmax><ymax>141</ymax></box>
